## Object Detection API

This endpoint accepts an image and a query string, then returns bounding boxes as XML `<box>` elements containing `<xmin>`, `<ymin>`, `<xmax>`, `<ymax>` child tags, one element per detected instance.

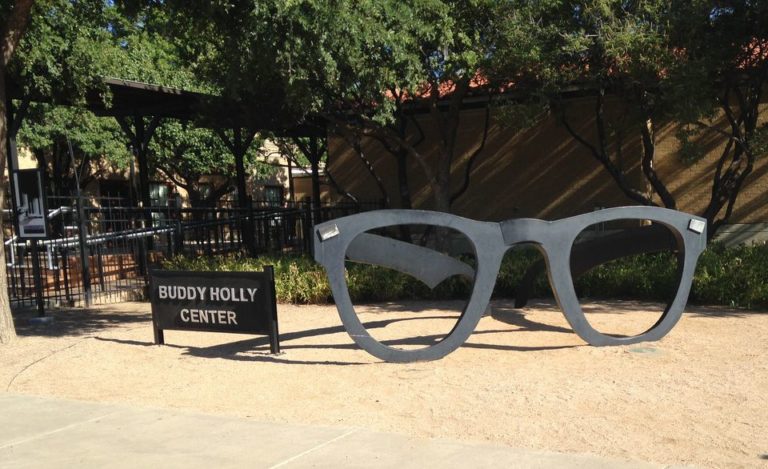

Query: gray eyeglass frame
<box><xmin>313</xmin><ymin>207</ymin><xmax>707</xmax><ymax>363</ymax></box>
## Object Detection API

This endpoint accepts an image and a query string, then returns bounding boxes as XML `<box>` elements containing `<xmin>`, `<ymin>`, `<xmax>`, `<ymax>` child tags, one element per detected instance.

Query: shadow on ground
<box><xmin>93</xmin><ymin>304</ymin><xmax>579</xmax><ymax>365</ymax></box>
<box><xmin>12</xmin><ymin>306</ymin><xmax>151</xmax><ymax>338</ymax></box>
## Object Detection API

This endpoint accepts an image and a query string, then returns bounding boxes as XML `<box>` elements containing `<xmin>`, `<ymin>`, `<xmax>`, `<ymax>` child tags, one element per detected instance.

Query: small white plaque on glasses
<box><xmin>688</xmin><ymin>219</ymin><xmax>706</xmax><ymax>234</ymax></box>
<box><xmin>317</xmin><ymin>224</ymin><xmax>340</xmax><ymax>241</ymax></box>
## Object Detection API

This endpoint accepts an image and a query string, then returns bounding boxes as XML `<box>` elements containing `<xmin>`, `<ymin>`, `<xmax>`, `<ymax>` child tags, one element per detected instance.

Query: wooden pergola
<box><xmin>7</xmin><ymin>77</ymin><xmax>330</xmax><ymax>256</ymax></box>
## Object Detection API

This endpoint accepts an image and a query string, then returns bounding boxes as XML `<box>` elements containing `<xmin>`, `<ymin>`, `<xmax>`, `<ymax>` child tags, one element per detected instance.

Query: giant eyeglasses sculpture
<box><xmin>313</xmin><ymin>207</ymin><xmax>706</xmax><ymax>362</ymax></box>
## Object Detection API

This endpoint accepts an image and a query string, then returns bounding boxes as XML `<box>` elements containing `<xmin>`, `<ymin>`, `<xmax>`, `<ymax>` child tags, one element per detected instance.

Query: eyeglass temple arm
<box><xmin>346</xmin><ymin>233</ymin><xmax>475</xmax><ymax>288</ymax></box>
<box><xmin>514</xmin><ymin>225</ymin><xmax>678</xmax><ymax>308</ymax></box>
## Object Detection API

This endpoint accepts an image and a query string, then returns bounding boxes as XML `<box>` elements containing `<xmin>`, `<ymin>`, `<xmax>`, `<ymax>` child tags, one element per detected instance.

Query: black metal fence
<box><xmin>4</xmin><ymin>196</ymin><xmax>382</xmax><ymax>309</ymax></box>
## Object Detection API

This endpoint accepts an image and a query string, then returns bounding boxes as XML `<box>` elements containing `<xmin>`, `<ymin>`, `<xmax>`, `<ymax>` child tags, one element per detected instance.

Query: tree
<box><xmin>490</xmin><ymin>0</ymin><xmax>767</xmax><ymax>239</ymax></box>
<box><xmin>2</xmin><ymin>0</ymin><xmax>124</xmax><ymax>342</ymax></box>
<box><xmin>19</xmin><ymin>104</ymin><xmax>132</xmax><ymax>198</ymax></box>
<box><xmin>307</xmin><ymin>0</ymin><xmax>502</xmax><ymax>213</ymax></box>
<box><xmin>1</xmin><ymin>0</ymin><xmax>36</xmax><ymax>343</ymax></box>
<box><xmin>162</xmin><ymin>0</ymin><xmax>512</xmax><ymax>213</ymax></box>
<box><xmin>150</xmin><ymin>120</ymin><xmax>272</xmax><ymax>208</ymax></box>
<box><xmin>669</xmin><ymin>1</ymin><xmax>768</xmax><ymax>236</ymax></box>
<box><xmin>536</xmin><ymin>1</ymin><xmax>681</xmax><ymax>207</ymax></box>
<box><xmin>0</xmin><ymin>0</ymin><xmax>216</xmax><ymax>342</ymax></box>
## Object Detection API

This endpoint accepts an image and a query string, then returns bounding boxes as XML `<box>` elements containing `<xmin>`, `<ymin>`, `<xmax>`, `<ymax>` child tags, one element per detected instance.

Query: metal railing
<box><xmin>4</xmin><ymin>196</ymin><xmax>383</xmax><ymax>309</ymax></box>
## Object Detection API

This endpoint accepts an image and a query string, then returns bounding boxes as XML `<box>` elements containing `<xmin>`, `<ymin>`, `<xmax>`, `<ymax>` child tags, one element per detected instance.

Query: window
<box><xmin>264</xmin><ymin>186</ymin><xmax>283</xmax><ymax>208</ymax></box>
<box><xmin>149</xmin><ymin>183</ymin><xmax>169</xmax><ymax>207</ymax></box>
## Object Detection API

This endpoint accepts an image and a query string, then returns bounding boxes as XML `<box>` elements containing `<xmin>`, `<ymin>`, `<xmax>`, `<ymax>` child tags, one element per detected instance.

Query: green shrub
<box><xmin>691</xmin><ymin>243</ymin><xmax>768</xmax><ymax>309</ymax></box>
<box><xmin>163</xmin><ymin>254</ymin><xmax>333</xmax><ymax>304</ymax></box>
<box><xmin>162</xmin><ymin>243</ymin><xmax>768</xmax><ymax>309</ymax></box>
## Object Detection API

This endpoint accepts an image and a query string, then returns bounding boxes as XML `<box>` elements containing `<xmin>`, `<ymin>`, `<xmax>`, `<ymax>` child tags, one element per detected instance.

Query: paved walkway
<box><xmin>0</xmin><ymin>393</ymin><xmax>690</xmax><ymax>468</ymax></box>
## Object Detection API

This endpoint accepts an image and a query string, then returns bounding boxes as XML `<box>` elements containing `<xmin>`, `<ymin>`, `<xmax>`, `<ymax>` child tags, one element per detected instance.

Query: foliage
<box><xmin>163</xmin><ymin>254</ymin><xmax>333</xmax><ymax>304</ymax></box>
<box><xmin>692</xmin><ymin>243</ymin><xmax>768</xmax><ymax>309</ymax></box>
<box><xmin>150</xmin><ymin>121</ymin><xmax>275</xmax><ymax>206</ymax></box>
<box><xmin>100</xmin><ymin>5</ymin><xmax>211</xmax><ymax>93</ymax></box>
<box><xmin>488</xmin><ymin>1</ymin><xmax>768</xmax><ymax>237</ymax></box>
<box><xmin>165</xmin><ymin>0</ymin><xmax>513</xmax><ymax>212</ymax></box>
<box><xmin>19</xmin><ymin>105</ymin><xmax>128</xmax><ymax>164</ymax></box>
<box><xmin>8</xmin><ymin>1</ymin><xmax>133</xmax><ymax>196</ymax></box>
<box><xmin>150</xmin><ymin>122</ymin><xmax>235</xmax><ymax>178</ymax></box>
<box><xmin>17</xmin><ymin>104</ymin><xmax>131</xmax><ymax>197</ymax></box>
<box><xmin>9</xmin><ymin>0</ymin><xmax>115</xmax><ymax>102</ymax></box>
<box><xmin>11</xmin><ymin>1</ymin><xmax>274</xmax><ymax>203</ymax></box>
<box><xmin>168</xmin><ymin>0</ymin><xmax>453</xmax><ymax>123</ymax></box>
<box><xmin>162</xmin><ymin>244</ymin><xmax>768</xmax><ymax>310</ymax></box>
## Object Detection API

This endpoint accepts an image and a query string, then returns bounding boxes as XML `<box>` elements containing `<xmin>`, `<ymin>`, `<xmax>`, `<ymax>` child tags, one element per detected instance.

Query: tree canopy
<box><xmin>490</xmin><ymin>0</ymin><xmax>768</xmax><ymax>237</ymax></box>
<box><xmin>1</xmin><ymin>0</ymin><xmax>767</xmax><ymax>343</ymax></box>
<box><xmin>12</xmin><ymin>0</ymin><xmax>276</xmax><ymax>200</ymax></box>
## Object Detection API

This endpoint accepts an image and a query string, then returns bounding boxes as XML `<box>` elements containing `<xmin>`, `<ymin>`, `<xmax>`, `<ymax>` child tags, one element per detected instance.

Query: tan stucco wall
<box><xmin>653</xmin><ymin>102</ymin><xmax>768</xmax><ymax>224</ymax></box>
<box><xmin>326</xmin><ymin>99</ymin><xmax>645</xmax><ymax>221</ymax></box>
<box><xmin>324</xmin><ymin>98</ymin><xmax>768</xmax><ymax>226</ymax></box>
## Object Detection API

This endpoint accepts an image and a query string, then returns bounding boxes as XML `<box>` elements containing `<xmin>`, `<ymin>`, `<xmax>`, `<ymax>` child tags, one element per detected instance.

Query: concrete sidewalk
<box><xmin>0</xmin><ymin>393</ymin><xmax>689</xmax><ymax>469</ymax></box>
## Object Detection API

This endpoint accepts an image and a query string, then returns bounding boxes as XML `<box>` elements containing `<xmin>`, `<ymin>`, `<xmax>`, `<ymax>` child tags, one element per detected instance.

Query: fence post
<box><xmin>175</xmin><ymin>204</ymin><xmax>184</xmax><ymax>255</ymax></box>
<box><xmin>264</xmin><ymin>214</ymin><xmax>272</xmax><ymax>253</ymax></box>
<box><xmin>248</xmin><ymin>197</ymin><xmax>257</xmax><ymax>257</ymax></box>
<box><xmin>61</xmin><ymin>247</ymin><xmax>72</xmax><ymax>304</ymax></box>
<box><xmin>29</xmin><ymin>240</ymin><xmax>45</xmax><ymax>316</ymax></box>
<box><xmin>76</xmin><ymin>195</ymin><xmax>91</xmax><ymax>307</ymax></box>
<box><xmin>96</xmin><ymin>243</ymin><xmax>106</xmax><ymax>292</ymax></box>
<box><xmin>165</xmin><ymin>207</ymin><xmax>173</xmax><ymax>259</ymax></box>
<box><xmin>303</xmin><ymin>202</ymin><xmax>313</xmax><ymax>255</ymax></box>
<box><xmin>135</xmin><ymin>206</ymin><xmax>147</xmax><ymax>277</ymax></box>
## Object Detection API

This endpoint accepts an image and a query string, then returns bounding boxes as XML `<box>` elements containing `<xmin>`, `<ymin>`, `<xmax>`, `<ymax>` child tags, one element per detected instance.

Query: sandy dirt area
<box><xmin>1</xmin><ymin>300</ymin><xmax>766</xmax><ymax>468</ymax></box>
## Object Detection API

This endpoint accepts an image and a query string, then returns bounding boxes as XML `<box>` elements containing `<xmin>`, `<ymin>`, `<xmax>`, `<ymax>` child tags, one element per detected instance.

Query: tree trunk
<box><xmin>640</xmin><ymin>117</ymin><xmax>676</xmax><ymax>209</ymax></box>
<box><xmin>432</xmin><ymin>182</ymin><xmax>451</xmax><ymax>214</ymax></box>
<box><xmin>0</xmin><ymin>0</ymin><xmax>37</xmax><ymax>344</ymax></box>
<box><xmin>0</xmin><ymin>71</ymin><xmax>17</xmax><ymax>344</ymax></box>
<box><xmin>395</xmin><ymin>115</ymin><xmax>412</xmax><ymax>209</ymax></box>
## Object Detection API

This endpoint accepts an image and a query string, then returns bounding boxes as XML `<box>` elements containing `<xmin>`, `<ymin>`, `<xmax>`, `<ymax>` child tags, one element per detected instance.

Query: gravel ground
<box><xmin>1</xmin><ymin>300</ymin><xmax>766</xmax><ymax>468</ymax></box>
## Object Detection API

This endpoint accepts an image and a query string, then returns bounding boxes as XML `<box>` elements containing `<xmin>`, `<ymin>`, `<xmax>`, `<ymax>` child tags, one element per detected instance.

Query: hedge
<box><xmin>162</xmin><ymin>243</ymin><xmax>768</xmax><ymax>309</ymax></box>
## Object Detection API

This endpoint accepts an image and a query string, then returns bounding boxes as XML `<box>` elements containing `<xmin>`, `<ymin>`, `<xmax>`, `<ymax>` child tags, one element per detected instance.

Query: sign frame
<box><xmin>150</xmin><ymin>267</ymin><xmax>280</xmax><ymax>354</ymax></box>
<box><xmin>12</xmin><ymin>168</ymin><xmax>49</xmax><ymax>239</ymax></box>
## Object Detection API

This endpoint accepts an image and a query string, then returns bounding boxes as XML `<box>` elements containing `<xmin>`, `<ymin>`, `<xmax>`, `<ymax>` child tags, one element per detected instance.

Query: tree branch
<box><xmin>215</xmin><ymin>128</ymin><xmax>237</xmax><ymax>154</ymax></box>
<box><xmin>409</xmin><ymin>114</ymin><xmax>425</xmax><ymax>147</ymax></box>
<box><xmin>640</xmin><ymin>117</ymin><xmax>676</xmax><ymax>208</ymax></box>
<box><xmin>334</xmin><ymin>124</ymin><xmax>389</xmax><ymax>206</ymax></box>
<box><xmin>156</xmin><ymin>165</ymin><xmax>192</xmax><ymax>192</ymax></box>
<box><xmin>291</xmin><ymin>137</ymin><xmax>312</xmax><ymax>161</ymax></box>
<box><xmin>556</xmin><ymin>97</ymin><xmax>654</xmax><ymax>206</ymax></box>
<box><xmin>9</xmin><ymin>96</ymin><xmax>29</xmax><ymax>137</ymax></box>
<box><xmin>115</xmin><ymin>116</ymin><xmax>137</xmax><ymax>145</ymax></box>
<box><xmin>451</xmin><ymin>98</ymin><xmax>491</xmax><ymax>204</ymax></box>
<box><xmin>324</xmin><ymin>112</ymin><xmax>438</xmax><ymax>189</ymax></box>
<box><xmin>325</xmin><ymin>157</ymin><xmax>359</xmax><ymax>205</ymax></box>
<box><xmin>594</xmin><ymin>90</ymin><xmax>611</xmax><ymax>163</ymax></box>
<box><xmin>143</xmin><ymin>116</ymin><xmax>162</xmax><ymax>150</ymax></box>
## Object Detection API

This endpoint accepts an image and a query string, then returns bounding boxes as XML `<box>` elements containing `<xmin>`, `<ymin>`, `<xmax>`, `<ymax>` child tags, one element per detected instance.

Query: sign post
<box><xmin>150</xmin><ymin>268</ymin><xmax>280</xmax><ymax>354</ymax></box>
<box><xmin>10</xmin><ymin>168</ymin><xmax>49</xmax><ymax>317</ymax></box>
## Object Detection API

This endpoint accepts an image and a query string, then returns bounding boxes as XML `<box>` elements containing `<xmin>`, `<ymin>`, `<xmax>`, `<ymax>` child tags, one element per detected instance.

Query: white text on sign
<box><xmin>179</xmin><ymin>308</ymin><xmax>238</xmax><ymax>325</ymax></box>
<box><xmin>157</xmin><ymin>285</ymin><xmax>259</xmax><ymax>302</ymax></box>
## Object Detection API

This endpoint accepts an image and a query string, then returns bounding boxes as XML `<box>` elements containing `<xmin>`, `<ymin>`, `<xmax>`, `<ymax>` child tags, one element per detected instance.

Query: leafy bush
<box><xmin>163</xmin><ymin>254</ymin><xmax>332</xmax><ymax>304</ymax></box>
<box><xmin>691</xmin><ymin>243</ymin><xmax>768</xmax><ymax>309</ymax></box>
<box><xmin>162</xmin><ymin>243</ymin><xmax>768</xmax><ymax>309</ymax></box>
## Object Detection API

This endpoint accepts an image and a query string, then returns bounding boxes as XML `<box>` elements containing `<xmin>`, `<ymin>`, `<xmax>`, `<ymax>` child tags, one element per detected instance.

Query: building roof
<box><xmin>10</xmin><ymin>77</ymin><xmax>325</xmax><ymax>137</ymax></box>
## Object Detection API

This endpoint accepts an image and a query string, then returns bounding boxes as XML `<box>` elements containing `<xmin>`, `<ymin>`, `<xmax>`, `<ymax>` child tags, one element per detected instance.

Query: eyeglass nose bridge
<box><xmin>499</xmin><ymin>218</ymin><xmax>553</xmax><ymax>246</ymax></box>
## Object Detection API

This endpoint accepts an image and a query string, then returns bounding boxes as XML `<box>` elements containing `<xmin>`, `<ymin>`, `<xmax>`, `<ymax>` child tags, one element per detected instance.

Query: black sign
<box><xmin>12</xmin><ymin>169</ymin><xmax>49</xmax><ymax>239</ymax></box>
<box><xmin>150</xmin><ymin>268</ymin><xmax>280</xmax><ymax>353</ymax></box>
